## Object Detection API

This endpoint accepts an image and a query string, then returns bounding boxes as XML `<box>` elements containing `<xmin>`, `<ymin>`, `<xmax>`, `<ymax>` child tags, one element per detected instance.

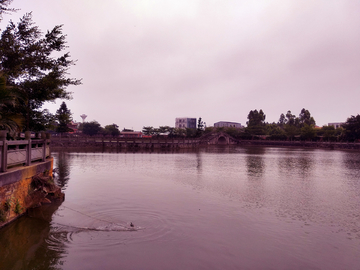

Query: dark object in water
<box><xmin>130</xmin><ymin>222</ymin><xmax>134</xmax><ymax>227</ymax></box>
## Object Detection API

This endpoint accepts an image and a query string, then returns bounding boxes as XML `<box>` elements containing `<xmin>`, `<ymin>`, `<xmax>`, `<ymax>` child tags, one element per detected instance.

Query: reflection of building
<box><xmin>328</xmin><ymin>122</ymin><xmax>344</xmax><ymax>129</ymax></box>
<box><xmin>175</xmin><ymin>118</ymin><xmax>197</xmax><ymax>129</ymax></box>
<box><xmin>214</xmin><ymin>121</ymin><xmax>242</xmax><ymax>128</ymax></box>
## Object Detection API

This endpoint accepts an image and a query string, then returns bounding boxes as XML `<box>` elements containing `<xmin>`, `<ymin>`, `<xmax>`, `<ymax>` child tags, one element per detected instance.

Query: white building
<box><xmin>214</xmin><ymin>121</ymin><xmax>242</xmax><ymax>128</ymax></box>
<box><xmin>175</xmin><ymin>118</ymin><xmax>197</xmax><ymax>129</ymax></box>
<box><xmin>328</xmin><ymin>122</ymin><xmax>344</xmax><ymax>129</ymax></box>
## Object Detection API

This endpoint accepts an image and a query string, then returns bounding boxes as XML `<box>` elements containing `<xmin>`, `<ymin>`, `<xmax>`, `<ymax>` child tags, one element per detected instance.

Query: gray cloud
<box><xmin>6</xmin><ymin>0</ymin><xmax>360</xmax><ymax>129</ymax></box>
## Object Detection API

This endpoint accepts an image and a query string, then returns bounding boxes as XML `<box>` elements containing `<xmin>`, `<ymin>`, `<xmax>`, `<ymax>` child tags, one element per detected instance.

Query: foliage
<box><xmin>82</xmin><ymin>121</ymin><xmax>101</xmax><ymax>136</ymax></box>
<box><xmin>185</xmin><ymin>127</ymin><xmax>196</xmax><ymax>137</ymax></box>
<box><xmin>0</xmin><ymin>73</ymin><xmax>23</xmax><ymax>135</ymax></box>
<box><xmin>104</xmin><ymin>124</ymin><xmax>120</xmax><ymax>136</ymax></box>
<box><xmin>3</xmin><ymin>198</ymin><xmax>11</xmax><ymax>211</ymax></box>
<box><xmin>31</xmin><ymin>109</ymin><xmax>56</xmax><ymax>132</ymax></box>
<box><xmin>298</xmin><ymin>108</ymin><xmax>316</xmax><ymax>127</ymax></box>
<box><xmin>142</xmin><ymin>126</ymin><xmax>154</xmax><ymax>136</ymax></box>
<box><xmin>284</xmin><ymin>124</ymin><xmax>299</xmax><ymax>140</ymax></box>
<box><xmin>158</xmin><ymin>126</ymin><xmax>169</xmax><ymax>135</ymax></box>
<box><xmin>284</xmin><ymin>110</ymin><xmax>298</xmax><ymax>126</ymax></box>
<box><xmin>173</xmin><ymin>127</ymin><xmax>186</xmax><ymax>137</ymax></box>
<box><xmin>0</xmin><ymin>0</ymin><xmax>17</xmax><ymax>20</ymax></box>
<box><xmin>342</xmin><ymin>115</ymin><xmax>360</xmax><ymax>142</ymax></box>
<box><xmin>266</xmin><ymin>123</ymin><xmax>287</xmax><ymax>140</ymax></box>
<box><xmin>318</xmin><ymin>126</ymin><xmax>337</xmax><ymax>141</ymax></box>
<box><xmin>56</xmin><ymin>102</ymin><xmax>73</xmax><ymax>133</ymax></box>
<box><xmin>223</xmin><ymin>127</ymin><xmax>243</xmax><ymax>138</ymax></box>
<box><xmin>300</xmin><ymin>124</ymin><xmax>316</xmax><ymax>141</ymax></box>
<box><xmin>247</xmin><ymin>109</ymin><xmax>266</xmax><ymax>127</ymax></box>
<box><xmin>204</xmin><ymin>126</ymin><xmax>214</xmax><ymax>135</ymax></box>
<box><xmin>277</xmin><ymin>109</ymin><xmax>315</xmax><ymax>140</ymax></box>
<box><xmin>13</xmin><ymin>199</ymin><xmax>23</xmax><ymax>214</ymax></box>
<box><xmin>0</xmin><ymin>13</ymin><xmax>81</xmax><ymax>131</ymax></box>
<box><xmin>277</xmin><ymin>113</ymin><xmax>286</xmax><ymax>128</ymax></box>
<box><xmin>246</xmin><ymin>109</ymin><xmax>266</xmax><ymax>135</ymax></box>
<box><xmin>196</xmin><ymin>117</ymin><xmax>204</xmax><ymax>137</ymax></box>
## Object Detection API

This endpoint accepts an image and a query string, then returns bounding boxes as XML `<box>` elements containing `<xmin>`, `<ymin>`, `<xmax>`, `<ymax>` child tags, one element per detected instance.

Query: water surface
<box><xmin>1</xmin><ymin>146</ymin><xmax>360</xmax><ymax>269</ymax></box>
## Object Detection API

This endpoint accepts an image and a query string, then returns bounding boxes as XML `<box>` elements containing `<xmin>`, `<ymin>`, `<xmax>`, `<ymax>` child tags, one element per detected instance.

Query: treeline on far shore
<box><xmin>54</xmin><ymin>108</ymin><xmax>360</xmax><ymax>143</ymax></box>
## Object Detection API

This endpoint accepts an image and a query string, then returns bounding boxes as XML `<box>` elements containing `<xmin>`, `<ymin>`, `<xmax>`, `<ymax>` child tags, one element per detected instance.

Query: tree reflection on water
<box><xmin>55</xmin><ymin>151</ymin><xmax>71</xmax><ymax>190</ymax></box>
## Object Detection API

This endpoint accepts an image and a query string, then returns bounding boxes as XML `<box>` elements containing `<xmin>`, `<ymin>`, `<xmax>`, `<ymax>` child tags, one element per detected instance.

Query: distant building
<box><xmin>175</xmin><ymin>118</ymin><xmax>197</xmax><ymax>129</ymax></box>
<box><xmin>328</xmin><ymin>122</ymin><xmax>344</xmax><ymax>129</ymax></box>
<box><xmin>214</xmin><ymin>121</ymin><xmax>242</xmax><ymax>128</ymax></box>
<box><xmin>67</xmin><ymin>121</ymin><xmax>80</xmax><ymax>133</ymax></box>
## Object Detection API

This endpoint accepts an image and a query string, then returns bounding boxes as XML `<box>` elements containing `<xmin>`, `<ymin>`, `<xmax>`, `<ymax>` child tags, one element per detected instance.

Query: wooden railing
<box><xmin>0</xmin><ymin>131</ymin><xmax>51</xmax><ymax>173</ymax></box>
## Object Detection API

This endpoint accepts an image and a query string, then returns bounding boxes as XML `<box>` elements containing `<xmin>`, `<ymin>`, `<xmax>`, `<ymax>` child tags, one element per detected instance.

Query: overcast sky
<box><xmin>2</xmin><ymin>0</ymin><xmax>360</xmax><ymax>130</ymax></box>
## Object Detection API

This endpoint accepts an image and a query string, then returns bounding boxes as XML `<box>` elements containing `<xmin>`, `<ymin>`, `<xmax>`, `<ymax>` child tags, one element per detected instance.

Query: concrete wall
<box><xmin>0</xmin><ymin>158</ymin><xmax>54</xmax><ymax>227</ymax></box>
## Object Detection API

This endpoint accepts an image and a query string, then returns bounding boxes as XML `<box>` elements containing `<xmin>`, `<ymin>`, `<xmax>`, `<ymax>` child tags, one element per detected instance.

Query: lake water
<box><xmin>1</xmin><ymin>146</ymin><xmax>360</xmax><ymax>270</ymax></box>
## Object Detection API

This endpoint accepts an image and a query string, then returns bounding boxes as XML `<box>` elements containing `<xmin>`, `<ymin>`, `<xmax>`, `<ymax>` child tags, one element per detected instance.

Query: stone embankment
<box><xmin>0</xmin><ymin>163</ymin><xmax>64</xmax><ymax>228</ymax></box>
<box><xmin>241</xmin><ymin>140</ymin><xmax>360</xmax><ymax>150</ymax></box>
<box><xmin>51</xmin><ymin>136</ymin><xmax>200</xmax><ymax>149</ymax></box>
<box><xmin>50</xmin><ymin>134</ymin><xmax>360</xmax><ymax>150</ymax></box>
<box><xmin>0</xmin><ymin>131</ymin><xmax>63</xmax><ymax>228</ymax></box>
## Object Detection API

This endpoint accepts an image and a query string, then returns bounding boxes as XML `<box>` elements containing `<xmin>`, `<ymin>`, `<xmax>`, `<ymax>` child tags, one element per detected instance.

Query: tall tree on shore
<box><xmin>56</xmin><ymin>102</ymin><xmax>72</xmax><ymax>133</ymax></box>
<box><xmin>298</xmin><ymin>108</ymin><xmax>316</xmax><ymax>127</ymax></box>
<box><xmin>0</xmin><ymin>13</ymin><xmax>81</xmax><ymax>131</ymax></box>
<box><xmin>196</xmin><ymin>117</ymin><xmax>204</xmax><ymax>137</ymax></box>
<box><xmin>246</xmin><ymin>109</ymin><xmax>266</xmax><ymax>135</ymax></box>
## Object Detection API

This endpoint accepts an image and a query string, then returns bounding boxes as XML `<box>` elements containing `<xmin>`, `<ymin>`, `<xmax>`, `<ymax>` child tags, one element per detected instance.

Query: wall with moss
<box><xmin>0</xmin><ymin>158</ymin><xmax>54</xmax><ymax>226</ymax></box>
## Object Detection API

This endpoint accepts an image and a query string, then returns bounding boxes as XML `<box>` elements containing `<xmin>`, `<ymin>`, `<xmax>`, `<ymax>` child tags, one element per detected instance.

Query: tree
<box><xmin>342</xmin><ymin>115</ymin><xmax>360</xmax><ymax>142</ymax></box>
<box><xmin>224</xmin><ymin>127</ymin><xmax>243</xmax><ymax>138</ymax></box>
<box><xmin>142</xmin><ymin>126</ymin><xmax>154</xmax><ymax>136</ymax></box>
<box><xmin>0</xmin><ymin>13</ymin><xmax>81</xmax><ymax>131</ymax></box>
<box><xmin>185</xmin><ymin>127</ymin><xmax>196</xmax><ymax>137</ymax></box>
<box><xmin>56</xmin><ymin>102</ymin><xmax>72</xmax><ymax>133</ymax></box>
<box><xmin>282</xmin><ymin>110</ymin><xmax>300</xmax><ymax>140</ymax></box>
<box><xmin>0</xmin><ymin>73</ymin><xmax>23</xmax><ymax>135</ymax></box>
<box><xmin>158</xmin><ymin>126</ymin><xmax>169</xmax><ymax>134</ymax></box>
<box><xmin>300</xmin><ymin>124</ymin><xmax>316</xmax><ymax>141</ymax></box>
<box><xmin>82</xmin><ymin>121</ymin><xmax>101</xmax><ymax>136</ymax></box>
<box><xmin>173</xmin><ymin>127</ymin><xmax>186</xmax><ymax>137</ymax></box>
<box><xmin>266</xmin><ymin>123</ymin><xmax>287</xmax><ymax>140</ymax></box>
<box><xmin>104</xmin><ymin>124</ymin><xmax>120</xmax><ymax>136</ymax></box>
<box><xmin>285</xmin><ymin>110</ymin><xmax>296</xmax><ymax>126</ymax></box>
<box><xmin>319</xmin><ymin>125</ymin><xmax>336</xmax><ymax>142</ymax></box>
<box><xmin>246</xmin><ymin>109</ymin><xmax>266</xmax><ymax>135</ymax></box>
<box><xmin>247</xmin><ymin>109</ymin><xmax>266</xmax><ymax>127</ymax></box>
<box><xmin>196</xmin><ymin>117</ymin><xmax>204</xmax><ymax>137</ymax></box>
<box><xmin>277</xmin><ymin>113</ymin><xmax>286</xmax><ymax>127</ymax></box>
<box><xmin>298</xmin><ymin>108</ymin><xmax>315</xmax><ymax>127</ymax></box>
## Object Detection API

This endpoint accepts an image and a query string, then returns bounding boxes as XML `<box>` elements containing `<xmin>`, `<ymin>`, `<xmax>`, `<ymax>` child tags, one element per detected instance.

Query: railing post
<box><xmin>0</xmin><ymin>130</ymin><xmax>8</xmax><ymax>172</ymax></box>
<box><xmin>25</xmin><ymin>131</ymin><xmax>31</xmax><ymax>166</ymax></box>
<box><xmin>41</xmin><ymin>132</ymin><xmax>46</xmax><ymax>161</ymax></box>
<box><xmin>46</xmin><ymin>133</ymin><xmax>51</xmax><ymax>158</ymax></box>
